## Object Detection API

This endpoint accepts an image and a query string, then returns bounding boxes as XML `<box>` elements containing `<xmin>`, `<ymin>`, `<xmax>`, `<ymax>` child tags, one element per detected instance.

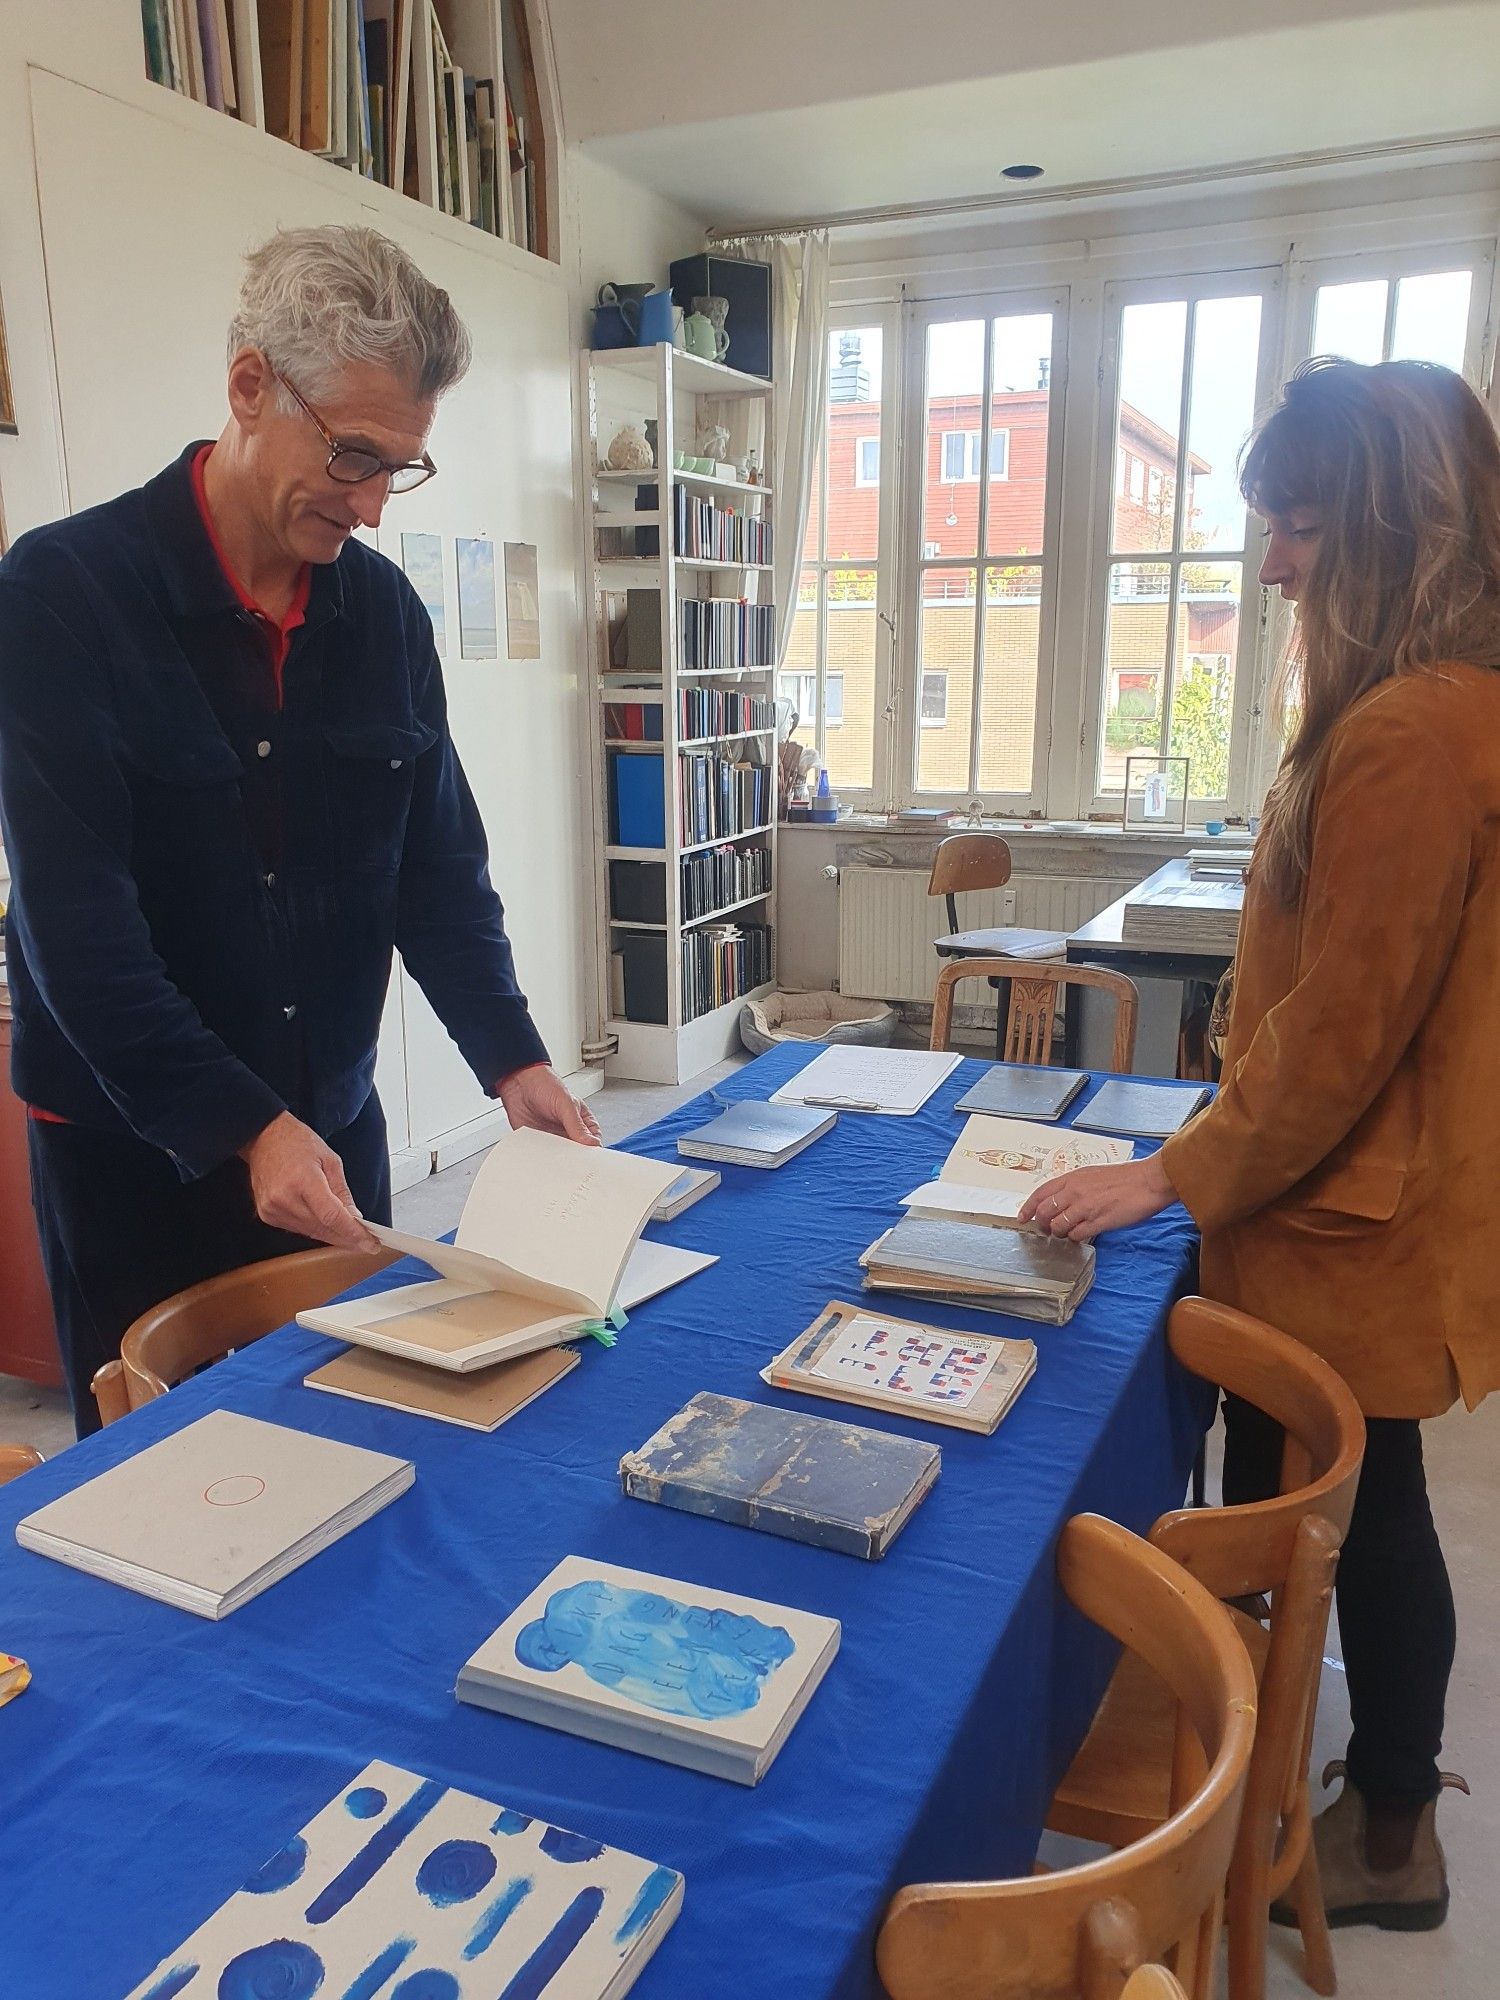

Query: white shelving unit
<box><xmin>583</xmin><ymin>343</ymin><xmax>778</xmax><ymax>1084</ymax></box>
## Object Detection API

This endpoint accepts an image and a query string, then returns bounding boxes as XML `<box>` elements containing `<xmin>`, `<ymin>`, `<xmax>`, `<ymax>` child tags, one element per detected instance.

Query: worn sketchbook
<box><xmin>123</xmin><ymin>1759</ymin><xmax>682</xmax><ymax>2000</ymax></box>
<box><xmin>676</xmin><ymin>1099</ymin><xmax>835</xmax><ymax>1168</ymax></box>
<box><xmin>458</xmin><ymin>1554</ymin><xmax>839</xmax><ymax>1785</ymax></box>
<box><xmin>899</xmin><ymin>1113</ymin><xmax>1133</xmax><ymax>1225</ymax></box>
<box><xmin>764</xmin><ymin>1300</ymin><xmax>1037</xmax><ymax>1435</ymax></box>
<box><xmin>15</xmin><ymin>1411</ymin><xmax>412</xmax><ymax>1618</ymax></box>
<box><xmin>297</xmin><ymin>1129</ymin><xmax>679</xmax><ymax>1371</ymax></box>
<box><xmin>620</xmin><ymin>1389</ymin><xmax>940</xmax><ymax>1559</ymax></box>
<box><xmin>1074</xmin><ymin>1077</ymin><xmax>1210</xmax><ymax>1140</ymax></box>
<box><xmin>952</xmin><ymin>1063</ymin><xmax>1088</xmax><ymax>1123</ymax></box>
<box><xmin>305</xmin><ymin>1342</ymin><xmax>580</xmax><ymax>1431</ymax></box>
<box><xmin>861</xmin><ymin>1216</ymin><xmax>1095</xmax><ymax>1325</ymax></box>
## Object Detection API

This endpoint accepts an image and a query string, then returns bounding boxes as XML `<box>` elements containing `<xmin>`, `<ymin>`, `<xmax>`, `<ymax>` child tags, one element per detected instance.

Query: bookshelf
<box><xmin>585</xmin><ymin>343</ymin><xmax>779</xmax><ymax>1084</ymax></box>
<box><xmin>138</xmin><ymin>0</ymin><xmax>554</xmax><ymax>260</ymax></box>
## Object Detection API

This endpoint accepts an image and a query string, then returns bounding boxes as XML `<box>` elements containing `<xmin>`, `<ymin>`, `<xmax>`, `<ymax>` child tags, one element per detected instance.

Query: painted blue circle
<box><xmin>244</xmin><ymin>1835</ymin><xmax>308</xmax><ymax>1895</ymax></box>
<box><xmin>415</xmin><ymin>1838</ymin><xmax>498</xmax><ymax>1907</ymax></box>
<box><xmin>391</xmin><ymin>1975</ymin><xmax>461</xmax><ymax>2000</ymax></box>
<box><xmin>344</xmin><ymin>1786</ymin><xmax>387</xmax><ymax>1820</ymax></box>
<box><xmin>216</xmin><ymin>1938</ymin><xmax>325</xmax><ymax>1999</ymax></box>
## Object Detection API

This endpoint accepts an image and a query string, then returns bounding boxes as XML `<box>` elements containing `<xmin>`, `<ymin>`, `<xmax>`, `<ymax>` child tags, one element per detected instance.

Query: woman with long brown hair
<box><xmin>1022</xmin><ymin>356</ymin><xmax>1500</xmax><ymax>1930</ymax></box>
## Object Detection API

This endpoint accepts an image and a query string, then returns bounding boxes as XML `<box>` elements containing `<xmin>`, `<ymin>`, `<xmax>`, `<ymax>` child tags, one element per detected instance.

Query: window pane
<box><xmin>824</xmin><ymin>326</ymin><xmax>883</xmax><ymax>560</ymax></box>
<box><xmin>987</xmin><ymin>312</ymin><xmax>1051</xmax><ymax>555</ymax></box>
<box><xmin>1099</xmin><ymin>562</ymin><xmax>1171</xmax><ymax>790</ymax></box>
<box><xmin>916</xmin><ymin>567</ymin><xmax>978</xmax><ymax>791</ymax></box>
<box><xmin>977</xmin><ymin>564</ymin><xmax>1043</xmax><ymax>794</ymax></box>
<box><xmin>1312</xmin><ymin>279</ymin><xmax>1387</xmax><ymax>364</ymax></box>
<box><xmin>1184</xmin><ymin>295</ymin><xmax>1261</xmax><ymax>551</ymax></box>
<box><xmin>924</xmin><ymin>321</ymin><xmax>985</xmax><ymax>559</ymax></box>
<box><xmin>1391</xmin><ymin>270</ymin><xmax>1471</xmax><ymax>371</ymax></box>
<box><xmin>822</xmin><ymin>568</ymin><xmax>876</xmax><ymax>790</ymax></box>
<box><xmin>1170</xmin><ymin>562</ymin><xmax>1242</xmax><ymax>801</ymax></box>
<box><xmin>920</xmin><ymin>672</ymin><xmax>948</xmax><ymax>723</ymax></box>
<box><xmin>779</xmin><ymin>567</ymin><xmax>821</xmax><ymax>755</ymax></box>
<box><xmin>1113</xmin><ymin>301</ymin><xmax>1186</xmax><ymax>553</ymax></box>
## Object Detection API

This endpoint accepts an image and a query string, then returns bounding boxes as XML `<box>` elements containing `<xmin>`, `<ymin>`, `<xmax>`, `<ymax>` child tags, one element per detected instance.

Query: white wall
<box><xmin>0</xmin><ymin>2</ymin><xmax>594</xmax><ymax>1168</ymax></box>
<box><xmin>564</xmin><ymin>150</ymin><xmax>705</xmax><ymax>343</ymax></box>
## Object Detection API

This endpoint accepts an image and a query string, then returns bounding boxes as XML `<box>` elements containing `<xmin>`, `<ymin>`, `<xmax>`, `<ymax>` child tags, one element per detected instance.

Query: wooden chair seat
<box><xmin>1053</xmin><ymin>1612</ymin><xmax>1271</xmax><ymax>1845</ymax></box>
<box><xmin>0</xmin><ymin>1443</ymin><xmax>44</xmax><ymax>1485</ymax></box>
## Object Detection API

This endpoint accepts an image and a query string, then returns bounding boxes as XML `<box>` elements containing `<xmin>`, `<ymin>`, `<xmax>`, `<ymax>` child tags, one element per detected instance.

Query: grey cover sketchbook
<box><xmin>1075</xmin><ymin>1078</ymin><xmax>1210</xmax><ymax>1139</ymax></box>
<box><xmin>619</xmin><ymin>1389</ymin><xmax>941</xmax><ymax>1559</ymax></box>
<box><xmin>952</xmin><ymin>1063</ymin><xmax>1089</xmax><ymax>1122</ymax></box>
<box><xmin>676</xmin><ymin>1099</ymin><xmax>836</xmax><ymax>1168</ymax></box>
<box><xmin>861</xmin><ymin>1215</ymin><xmax>1095</xmax><ymax>1325</ymax></box>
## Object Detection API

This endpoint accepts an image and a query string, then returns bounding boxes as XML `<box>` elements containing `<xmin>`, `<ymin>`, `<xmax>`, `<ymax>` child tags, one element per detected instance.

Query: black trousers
<box><xmin>28</xmin><ymin>1094</ymin><xmax>392</xmax><ymax>1440</ymax></box>
<box><xmin>1222</xmin><ymin>1392</ymin><xmax>1456</xmax><ymax>1808</ymax></box>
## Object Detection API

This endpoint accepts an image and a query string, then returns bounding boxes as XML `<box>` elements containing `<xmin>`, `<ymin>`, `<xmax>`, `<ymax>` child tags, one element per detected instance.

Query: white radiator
<box><xmin>837</xmin><ymin>867</ymin><xmax>1137</xmax><ymax>1004</ymax></box>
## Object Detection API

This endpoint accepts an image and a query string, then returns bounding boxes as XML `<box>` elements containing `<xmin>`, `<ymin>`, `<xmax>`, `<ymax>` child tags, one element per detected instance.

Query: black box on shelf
<box><xmin>618</xmin><ymin>934</ymin><xmax>669</xmax><ymax>1024</ymax></box>
<box><xmin>668</xmin><ymin>253</ymin><xmax>774</xmax><ymax>380</ymax></box>
<box><xmin>609</xmin><ymin>859</ymin><xmax>668</xmax><ymax>925</ymax></box>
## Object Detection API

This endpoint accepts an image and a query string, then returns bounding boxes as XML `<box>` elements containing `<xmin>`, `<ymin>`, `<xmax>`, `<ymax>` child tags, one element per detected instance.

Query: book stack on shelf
<box><xmin>586</xmin><ymin>342</ymin><xmax>780</xmax><ymax>1082</ymax></box>
<box><xmin>140</xmin><ymin>0</ymin><xmax>549</xmax><ymax>258</ymax></box>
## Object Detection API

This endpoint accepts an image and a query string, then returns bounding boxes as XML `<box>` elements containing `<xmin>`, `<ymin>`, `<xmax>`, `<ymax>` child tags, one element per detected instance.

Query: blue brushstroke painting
<box><xmin>341</xmin><ymin>1937</ymin><xmax>415</xmax><ymax>1999</ymax></box>
<box><xmin>245</xmin><ymin>1835</ymin><xmax>307</xmax><ymax>1894</ymax></box>
<box><xmin>463</xmin><ymin>1877</ymin><xmax>533</xmax><ymax>1959</ymax></box>
<box><xmin>306</xmin><ymin>1779</ymin><xmax>446</xmax><ymax>1925</ymax></box>
<box><xmin>415</xmin><ymin>1840</ymin><xmax>497</xmax><ymax>1907</ymax></box>
<box><xmin>218</xmin><ymin>1939</ymin><xmax>325</xmax><ymax>1999</ymax></box>
<box><xmin>613</xmin><ymin>1866</ymin><xmax>679</xmax><ymax>1946</ymax></box>
<box><xmin>514</xmin><ymin>1578</ymin><xmax>794</xmax><ymax>1720</ymax></box>
<box><xmin>495</xmin><ymin>1887</ymin><xmax>604</xmax><ymax>2000</ymax></box>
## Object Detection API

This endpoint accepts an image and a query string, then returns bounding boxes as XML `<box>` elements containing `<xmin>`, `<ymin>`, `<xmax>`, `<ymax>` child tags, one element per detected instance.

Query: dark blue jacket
<box><xmin>0</xmin><ymin>445</ymin><xmax>548</xmax><ymax>1177</ymax></box>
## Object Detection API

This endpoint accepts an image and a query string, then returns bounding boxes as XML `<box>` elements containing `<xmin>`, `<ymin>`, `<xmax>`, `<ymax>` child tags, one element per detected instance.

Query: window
<box><xmin>1094</xmin><ymin>282</ymin><xmax>1269</xmax><ymax>807</ymax></box>
<box><xmin>1311</xmin><ymin>268</ymin><xmax>1473</xmax><ymax>371</ymax></box>
<box><xmin>789</xmin><ymin>323</ymin><xmax>890</xmax><ymax>791</ymax></box>
<box><xmin>920</xmin><ymin>671</ymin><xmax>949</xmax><ymax>725</ymax></box>
<box><xmin>989</xmin><ymin>429</ymin><xmax>1010</xmax><ymax>480</ymax></box>
<box><xmin>941</xmin><ymin>431</ymin><xmax>978</xmax><ymax>481</ymax></box>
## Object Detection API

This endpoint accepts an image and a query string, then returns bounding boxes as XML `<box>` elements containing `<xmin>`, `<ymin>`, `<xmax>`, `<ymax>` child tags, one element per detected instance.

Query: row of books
<box><xmin>679</xmin><ymin>754</ymin><xmax>773</xmax><ymax>846</ymax></box>
<box><xmin>672</xmin><ymin>485</ymin><xmax>773</xmax><ymax>567</ymax></box>
<box><xmin>682</xmin><ymin>922</ymin><xmax>773</xmax><ymax>1025</ymax></box>
<box><xmin>680</xmin><ymin>597</ymin><xmax>777</xmax><ymax>673</ymax></box>
<box><xmin>681</xmin><ymin>840</ymin><xmax>772</xmax><ymax>921</ymax></box>
<box><xmin>142</xmin><ymin>1</ymin><xmax>539</xmax><ymax>253</ymax></box>
<box><xmin>604</xmin><ymin>690</ymin><xmax>774</xmax><ymax>743</ymax></box>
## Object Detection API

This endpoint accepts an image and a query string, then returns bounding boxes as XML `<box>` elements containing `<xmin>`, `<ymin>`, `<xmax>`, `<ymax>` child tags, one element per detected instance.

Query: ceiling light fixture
<box><xmin>1001</xmin><ymin>163</ymin><xmax>1044</xmax><ymax>181</ymax></box>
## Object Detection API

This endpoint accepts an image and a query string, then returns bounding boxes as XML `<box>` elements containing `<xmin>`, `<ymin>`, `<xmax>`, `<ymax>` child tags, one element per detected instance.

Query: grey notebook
<box><xmin>1076</xmin><ymin>1078</ymin><xmax>1210</xmax><ymax>1139</ymax></box>
<box><xmin>677</xmin><ymin>1099</ymin><xmax>836</xmax><ymax>1167</ymax></box>
<box><xmin>953</xmin><ymin>1064</ymin><xmax>1088</xmax><ymax>1122</ymax></box>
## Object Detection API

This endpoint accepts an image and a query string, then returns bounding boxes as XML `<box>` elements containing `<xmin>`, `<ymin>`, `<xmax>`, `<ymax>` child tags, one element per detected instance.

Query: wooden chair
<box><xmin>106</xmin><ymin>1246</ymin><xmax>395</xmax><ymax>1411</ymax></box>
<box><xmin>1048</xmin><ymin>1299</ymin><xmax>1367</xmax><ymax>2000</ymax></box>
<box><xmin>930</xmin><ymin>955</ymin><xmax>1139</xmax><ymax>1071</ymax></box>
<box><xmin>928</xmin><ymin>833</ymin><xmax>1066</xmax><ymax>962</ymax></box>
<box><xmin>0</xmin><ymin>1443</ymin><xmax>43</xmax><ymax>1485</ymax></box>
<box><xmin>91</xmin><ymin>1359</ymin><xmax>132</xmax><ymax>1428</ymax></box>
<box><xmin>1121</xmin><ymin>1971</ymin><xmax>1188</xmax><ymax>2000</ymax></box>
<box><xmin>877</xmin><ymin>1512</ymin><xmax>1257</xmax><ymax>2000</ymax></box>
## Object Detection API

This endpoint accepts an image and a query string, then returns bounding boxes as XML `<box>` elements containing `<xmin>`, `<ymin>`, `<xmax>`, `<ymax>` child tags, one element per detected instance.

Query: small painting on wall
<box><xmin>0</xmin><ymin>286</ymin><xmax>16</xmax><ymax>435</ymax></box>
<box><xmin>400</xmin><ymin>532</ymin><xmax>446</xmax><ymax>656</ymax></box>
<box><xmin>504</xmin><ymin>540</ymin><xmax>541</xmax><ymax>659</ymax></box>
<box><xmin>456</xmin><ymin>536</ymin><xmax>498</xmax><ymax>659</ymax></box>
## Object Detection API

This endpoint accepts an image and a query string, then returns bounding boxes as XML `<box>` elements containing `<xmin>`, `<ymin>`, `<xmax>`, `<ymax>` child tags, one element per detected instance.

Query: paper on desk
<box><xmin>771</xmin><ymin>1045</ymin><xmax>961</xmax><ymax>1115</ymax></box>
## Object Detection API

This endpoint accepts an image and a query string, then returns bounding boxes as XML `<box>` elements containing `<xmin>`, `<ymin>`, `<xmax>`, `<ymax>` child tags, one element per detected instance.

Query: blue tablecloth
<box><xmin>1</xmin><ymin>1045</ymin><xmax>1206</xmax><ymax>1999</ymax></box>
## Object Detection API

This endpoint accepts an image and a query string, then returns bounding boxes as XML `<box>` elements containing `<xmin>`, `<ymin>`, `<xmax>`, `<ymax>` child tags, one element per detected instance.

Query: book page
<box><xmin>940</xmin><ymin>1115</ymin><xmax>1131</xmax><ymax>1200</ymax></box>
<box><xmin>770</xmin><ymin>1046</ymin><xmax>961</xmax><ymax>1115</ymax></box>
<box><xmin>810</xmin><ymin>1313</ymin><xmax>1002</xmax><ymax>1410</ymax></box>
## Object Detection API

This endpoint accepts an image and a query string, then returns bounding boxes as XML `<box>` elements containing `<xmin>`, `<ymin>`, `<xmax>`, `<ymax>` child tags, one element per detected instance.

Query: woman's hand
<box><xmin>1018</xmin><ymin>1152</ymin><xmax>1176</xmax><ymax>1241</ymax></box>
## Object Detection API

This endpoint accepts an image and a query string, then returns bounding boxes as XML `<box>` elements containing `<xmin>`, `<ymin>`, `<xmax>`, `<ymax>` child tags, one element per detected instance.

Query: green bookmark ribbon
<box><xmin>579</xmin><ymin>1304</ymin><xmax>630</xmax><ymax>1349</ymax></box>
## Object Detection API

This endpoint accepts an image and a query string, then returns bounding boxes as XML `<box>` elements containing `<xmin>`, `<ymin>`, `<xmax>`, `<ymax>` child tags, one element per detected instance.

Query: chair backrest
<box><xmin>121</xmin><ymin>1245</ymin><xmax>396</xmax><ymax>1406</ymax></box>
<box><xmin>0</xmin><ymin>1444</ymin><xmax>43</xmax><ymax>1486</ymax></box>
<box><xmin>1120</xmin><ymin>1970</ymin><xmax>1188</xmax><ymax>2000</ymax></box>
<box><xmin>91</xmin><ymin>1359</ymin><xmax>132</xmax><ymax>1428</ymax></box>
<box><xmin>876</xmin><ymin>1512</ymin><xmax>1257</xmax><ymax>2000</ymax></box>
<box><xmin>928</xmin><ymin>833</ymin><xmax>1013</xmax><ymax>934</ymax></box>
<box><xmin>930</xmin><ymin>955</ymin><xmax>1139</xmax><ymax>1071</ymax></box>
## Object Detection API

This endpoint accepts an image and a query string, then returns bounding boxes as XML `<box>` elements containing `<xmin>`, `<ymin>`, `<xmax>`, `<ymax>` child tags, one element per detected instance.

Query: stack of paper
<box><xmin>764</xmin><ymin>1300</ymin><xmax>1037</xmax><ymax>1435</ymax></box>
<box><xmin>770</xmin><ymin>1045</ymin><xmax>962</xmax><ymax>1115</ymax></box>
<box><xmin>899</xmin><ymin>1114</ymin><xmax>1134</xmax><ymax>1226</ymax></box>
<box><xmin>861</xmin><ymin>1215</ymin><xmax>1095</xmax><ymax>1324</ymax></box>
<box><xmin>124</xmin><ymin>1760</ymin><xmax>682</xmax><ymax>2000</ymax></box>
<box><xmin>1122</xmin><ymin>872</ymin><xmax>1243</xmax><ymax>950</ymax></box>
<box><xmin>676</xmin><ymin>1099</ymin><xmax>835</xmax><ymax>1168</ymax></box>
<box><xmin>1187</xmin><ymin>845</ymin><xmax>1253</xmax><ymax>879</ymax></box>
<box><xmin>458</xmin><ymin>1555</ymin><xmax>840</xmax><ymax>1785</ymax></box>
<box><xmin>15</xmin><ymin>1411</ymin><xmax>412</xmax><ymax>1619</ymax></box>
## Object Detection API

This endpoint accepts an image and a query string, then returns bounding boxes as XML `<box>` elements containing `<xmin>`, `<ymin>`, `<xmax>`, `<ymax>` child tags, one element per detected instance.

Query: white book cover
<box><xmin>123</xmin><ymin>1759</ymin><xmax>682</xmax><ymax>2000</ymax></box>
<box><xmin>770</xmin><ymin>1045</ymin><xmax>961</xmax><ymax>1115</ymax></box>
<box><xmin>900</xmin><ymin>1114</ymin><xmax>1133</xmax><ymax>1222</ymax></box>
<box><xmin>459</xmin><ymin>1555</ymin><xmax>840</xmax><ymax>1786</ymax></box>
<box><xmin>15</xmin><ymin>1411</ymin><xmax>411</xmax><ymax>1618</ymax></box>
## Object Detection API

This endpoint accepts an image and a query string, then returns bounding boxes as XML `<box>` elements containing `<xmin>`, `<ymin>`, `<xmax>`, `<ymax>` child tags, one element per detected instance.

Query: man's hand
<box><xmin>1017</xmin><ymin>1152</ymin><xmax>1176</xmax><ymax>1241</ymax></box>
<box><xmin>239</xmin><ymin>1112</ymin><xmax>381</xmax><ymax>1251</ymax></box>
<box><xmin>498</xmin><ymin>1064</ymin><xmax>602</xmax><ymax>1146</ymax></box>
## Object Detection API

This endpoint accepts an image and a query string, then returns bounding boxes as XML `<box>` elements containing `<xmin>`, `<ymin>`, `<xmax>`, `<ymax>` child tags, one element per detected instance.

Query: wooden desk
<box><xmin>1065</xmin><ymin>861</ymin><xmax>1238</xmax><ymax>1073</ymax></box>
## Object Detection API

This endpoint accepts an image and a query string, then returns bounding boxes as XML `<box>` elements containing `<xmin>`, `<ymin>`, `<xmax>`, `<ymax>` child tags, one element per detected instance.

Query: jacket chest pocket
<box><xmin>123</xmin><ymin>734</ymin><xmax>248</xmax><ymax>879</ymax></box>
<box><xmin>323</xmin><ymin>721</ymin><xmax>436</xmax><ymax>874</ymax></box>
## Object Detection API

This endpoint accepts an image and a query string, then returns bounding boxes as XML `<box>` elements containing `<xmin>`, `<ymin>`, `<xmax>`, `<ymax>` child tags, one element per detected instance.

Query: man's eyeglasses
<box><xmin>272</xmin><ymin>364</ymin><xmax>437</xmax><ymax>494</ymax></box>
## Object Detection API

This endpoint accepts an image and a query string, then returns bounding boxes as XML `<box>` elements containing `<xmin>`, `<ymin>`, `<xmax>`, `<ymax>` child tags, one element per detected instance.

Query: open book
<box><xmin>899</xmin><ymin>1114</ymin><xmax>1133</xmax><ymax>1226</ymax></box>
<box><xmin>298</xmin><ymin>1128</ymin><xmax>680</xmax><ymax>1372</ymax></box>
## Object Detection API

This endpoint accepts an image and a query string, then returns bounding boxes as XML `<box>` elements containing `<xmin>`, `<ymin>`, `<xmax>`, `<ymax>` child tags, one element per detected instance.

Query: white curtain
<box><xmin>708</xmin><ymin>229</ymin><xmax>830</xmax><ymax>665</ymax></box>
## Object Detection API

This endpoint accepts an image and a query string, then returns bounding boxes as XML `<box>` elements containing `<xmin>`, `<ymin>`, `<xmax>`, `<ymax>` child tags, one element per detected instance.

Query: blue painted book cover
<box><xmin>619</xmin><ymin>1390</ymin><xmax>940</xmax><ymax>1559</ymax></box>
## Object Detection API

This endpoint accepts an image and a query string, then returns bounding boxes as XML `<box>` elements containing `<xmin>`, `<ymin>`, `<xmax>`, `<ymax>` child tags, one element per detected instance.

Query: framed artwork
<box><xmin>0</xmin><ymin>286</ymin><xmax>14</xmax><ymax>436</ymax></box>
<box><xmin>504</xmin><ymin>540</ymin><xmax>541</xmax><ymax>659</ymax></box>
<box><xmin>400</xmin><ymin>532</ymin><xmax>446</xmax><ymax>656</ymax></box>
<box><xmin>456</xmin><ymin>536</ymin><xmax>498</xmax><ymax>659</ymax></box>
<box><xmin>1123</xmin><ymin>753</ymin><xmax>1190</xmax><ymax>833</ymax></box>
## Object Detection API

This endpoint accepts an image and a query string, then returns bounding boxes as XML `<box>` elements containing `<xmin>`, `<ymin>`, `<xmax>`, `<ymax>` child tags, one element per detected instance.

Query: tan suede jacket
<box><xmin>1162</xmin><ymin>661</ymin><xmax>1500</xmax><ymax>1418</ymax></box>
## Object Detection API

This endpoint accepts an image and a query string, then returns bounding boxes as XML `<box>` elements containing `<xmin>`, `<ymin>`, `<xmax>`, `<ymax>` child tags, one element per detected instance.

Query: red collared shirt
<box><xmin>189</xmin><ymin>444</ymin><xmax>311</xmax><ymax>702</ymax></box>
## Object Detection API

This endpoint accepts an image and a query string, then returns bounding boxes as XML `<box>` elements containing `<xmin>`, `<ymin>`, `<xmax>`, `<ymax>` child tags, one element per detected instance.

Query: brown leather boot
<box><xmin>1272</xmin><ymin>1761</ymin><xmax>1469</xmax><ymax>1932</ymax></box>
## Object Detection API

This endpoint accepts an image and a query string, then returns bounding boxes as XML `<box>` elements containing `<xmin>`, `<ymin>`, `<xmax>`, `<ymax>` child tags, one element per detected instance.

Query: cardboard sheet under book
<box><xmin>619</xmin><ymin>1389</ymin><xmax>940</xmax><ymax>1558</ymax></box>
<box><xmin>764</xmin><ymin>1300</ymin><xmax>1037</xmax><ymax>1435</ymax></box>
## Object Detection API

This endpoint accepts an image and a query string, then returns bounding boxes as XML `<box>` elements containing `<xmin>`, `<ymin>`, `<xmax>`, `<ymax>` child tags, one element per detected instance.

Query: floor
<box><xmin>2</xmin><ymin>1061</ymin><xmax>1494</xmax><ymax>1997</ymax></box>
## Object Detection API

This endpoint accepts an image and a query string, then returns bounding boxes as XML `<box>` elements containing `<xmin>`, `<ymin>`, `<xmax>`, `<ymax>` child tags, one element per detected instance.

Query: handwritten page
<box><xmin>810</xmin><ymin>1313</ymin><xmax>1002</xmax><ymax>1410</ymax></box>
<box><xmin>771</xmin><ymin>1046</ymin><xmax>962</xmax><ymax>1115</ymax></box>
